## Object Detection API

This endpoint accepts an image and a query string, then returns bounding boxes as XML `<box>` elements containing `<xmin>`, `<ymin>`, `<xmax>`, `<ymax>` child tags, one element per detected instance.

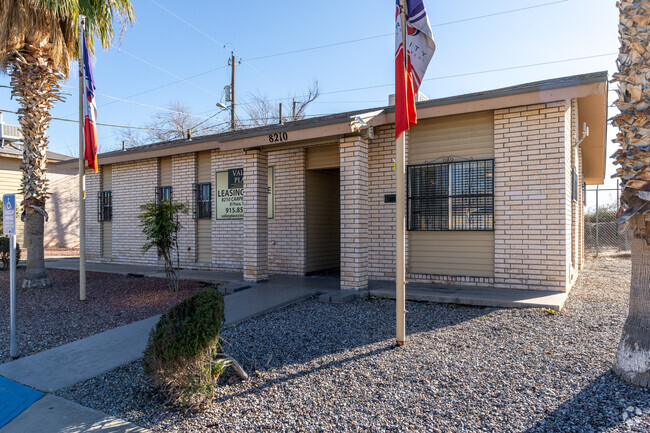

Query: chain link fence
<box><xmin>584</xmin><ymin>185</ymin><xmax>629</xmax><ymax>253</ymax></box>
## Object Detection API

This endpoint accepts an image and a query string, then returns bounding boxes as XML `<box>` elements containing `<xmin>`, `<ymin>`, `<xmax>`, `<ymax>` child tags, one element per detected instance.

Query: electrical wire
<box><xmin>102</xmin><ymin>0</ymin><xmax>571</xmax><ymax>102</ymax></box>
<box><xmin>0</xmin><ymin>108</ymin><xmax>177</xmax><ymax>131</ymax></box>
<box><xmin>60</xmin><ymin>84</ymin><xmax>213</xmax><ymax>119</ymax></box>
<box><xmin>256</xmin><ymin>52</ymin><xmax>617</xmax><ymax>102</ymax></box>
<box><xmin>112</xmin><ymin>47</ymin><xmax>220</xmax><ymax>97</ymax></box>
<box><xmin>244</xmin><ymin>0</ymin><xmax>569</xmax><ymax>62</ymax></box>
<box><xmin>149</xmin><ymin>0</ymin><xmax>229</xmax><ymax>48</ymax></box>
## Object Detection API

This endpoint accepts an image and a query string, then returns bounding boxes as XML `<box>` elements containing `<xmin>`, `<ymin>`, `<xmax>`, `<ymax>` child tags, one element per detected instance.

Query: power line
<box><xmin>112</xmin><ymin>47</ymin><xmax>219</xmax><ymax>97</ymax></box>
<box><xmin>93</xmin><ymin>65</ymin><xmax>229</xmax><ymax>112</ymax></box>
<box><xmin>118</xmin><ymin>0</ymin><xmax>571</xmax><ymax>102</ymax></box>
<box><xmin>60</xmin><ymin>84</ymin><xmax>213</xmax><ymax>119</ymax></box>
<box><xmin>149</xmin><ymin>0</ymin><xmax>229</xmax><ymax>48</ymax></box>
<box><xmin>49</xmin><ymin>0</ymin><xmax>571</xmax><ymax>119</ymax></box>
<box><xmin>259</xmin><ymin>52</ymin><xmax>617</xmax><ymax>102</ymax></box>
<box><xmin>0</xmin><ymin>108</ymin><xmax>177</xmax><ymax>131</ymax></box>
<box><xmin>244</xmin><ymin>0</ymin><xmax>569</xmax><ymax>62</ymax></box>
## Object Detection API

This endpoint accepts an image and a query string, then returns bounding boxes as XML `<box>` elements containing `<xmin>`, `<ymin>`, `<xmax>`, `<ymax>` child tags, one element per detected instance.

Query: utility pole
<box><xmin>227</xmin><ymin>52</ymin><xmax>240</xmax><ymax>130</ymax></box>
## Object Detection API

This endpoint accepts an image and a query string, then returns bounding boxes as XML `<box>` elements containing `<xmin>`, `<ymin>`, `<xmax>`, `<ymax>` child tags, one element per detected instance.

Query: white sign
<box><xmin>215</xmin><ymin>167</ymin><xmax>275</xmax><ymax>220</ymax></box>
<box><xmin>3</xmin><ymin>194</ymin><xmax>16</xmax><ymax>236</ymax></box>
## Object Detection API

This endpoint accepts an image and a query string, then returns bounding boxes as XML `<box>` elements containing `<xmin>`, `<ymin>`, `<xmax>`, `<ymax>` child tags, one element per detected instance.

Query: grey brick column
<box><xmin>340</xmin><ymin>135</ymin><xmax>369</xmax><ymax>290</ymax></box>
<box><xmin>243</xmin><ymin>149</ymin><xmax>269</xmax><ymax>281</ymax></box>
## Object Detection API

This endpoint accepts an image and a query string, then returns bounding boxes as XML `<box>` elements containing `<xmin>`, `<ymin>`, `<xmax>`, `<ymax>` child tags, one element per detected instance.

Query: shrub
<box><xmin>139</xmin><ymin>199</ymin><xmax>188</xmax><ymax>291</ymax></box>
<box><xmin>143</xmin><ymin>289</ymin><xmax>227</xmax><ymax>410</ymax></box>
<box><xmin>0</xmin><ymin>237</ymin><xmax>21</xmax><ymax>270</ymax></box>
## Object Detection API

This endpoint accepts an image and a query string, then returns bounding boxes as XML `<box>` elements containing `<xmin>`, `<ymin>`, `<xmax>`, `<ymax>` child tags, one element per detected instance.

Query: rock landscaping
<box><xmin>57</xmin><ymin>252</ymin><xmax>649</xmax><ymax>432</ymax></box>
<box><xmin>0</xmin><ymin>269</ymin><xmax>207</xmax><ymax>363</ymax></box>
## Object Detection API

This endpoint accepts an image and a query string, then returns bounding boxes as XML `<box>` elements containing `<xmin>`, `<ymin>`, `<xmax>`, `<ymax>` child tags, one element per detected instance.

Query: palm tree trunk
<box><xmin>611</xmin><ymin>0</ymin><xmax>650</xmax><ymax>387</ymax></box>
<box><xmin>614</xmin><ymin>215</ymin><xmax>650</xmax><ymax>387</ymax></box>
<box><xmin>8</xmin><ymin>44</ymin><xmax>64</xmax><ymax>288</ymax></box>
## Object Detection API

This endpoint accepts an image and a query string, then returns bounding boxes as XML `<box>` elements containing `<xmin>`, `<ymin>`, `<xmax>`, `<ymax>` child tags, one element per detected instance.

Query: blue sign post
<box><xmin>3</xmin><ymin>194</ymin><xmax>17</xmax><ymax>358</ymax></box>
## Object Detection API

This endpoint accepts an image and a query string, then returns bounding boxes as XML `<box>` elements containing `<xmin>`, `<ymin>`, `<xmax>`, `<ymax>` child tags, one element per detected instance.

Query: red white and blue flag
<box><xmin>82</xmin><ymin>28</ymin><xmax>98</xmax><ymax>172</ymax></box>
<box><xmin>395</xmin><ymin>0</ymin><xmax>435</xmax><ymax>139</ymax></box>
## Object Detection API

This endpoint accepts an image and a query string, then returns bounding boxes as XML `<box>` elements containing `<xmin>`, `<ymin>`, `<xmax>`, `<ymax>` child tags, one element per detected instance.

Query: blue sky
<box><xmin>0</xmin><ymin>0</ymin><xmax>619</xmax><ymax>184</ymax></box>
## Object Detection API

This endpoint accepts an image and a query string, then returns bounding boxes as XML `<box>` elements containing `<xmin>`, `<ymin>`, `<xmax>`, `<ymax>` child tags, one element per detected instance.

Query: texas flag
<box><xmin>82</xmin><ymin>28</ymin><xmax>98</xmax><ymax>172</ymax></box>
<box><xmin>395</xmin><ymin>0</ymin><xmax>435</xmax><ymax>139</ymax></box>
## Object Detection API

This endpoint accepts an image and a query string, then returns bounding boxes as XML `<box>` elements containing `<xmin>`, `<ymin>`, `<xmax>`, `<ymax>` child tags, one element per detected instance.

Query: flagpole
<box><xmin>78</xmin><ymin>15</ymin><xmax>87</xmax><ymax>301</ymax></box>
<box><xmin>396</xmin><ymin>0</ymin><xmax>408</xmax><ymax>346</ymax></box>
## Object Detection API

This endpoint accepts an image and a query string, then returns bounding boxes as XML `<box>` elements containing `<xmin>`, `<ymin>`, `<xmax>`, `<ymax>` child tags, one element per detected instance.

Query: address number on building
<box><xmin>268</xmin><ymin>132</ymin><xmax>288</xmax><ymax>143</ymax></box>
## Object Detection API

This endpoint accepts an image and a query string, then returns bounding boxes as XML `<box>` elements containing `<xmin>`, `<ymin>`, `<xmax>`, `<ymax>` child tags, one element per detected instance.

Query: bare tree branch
<box><xmin>243</xmin><ymin>80</ymin><xmax>320</xmax><ymax>127</ymax></box>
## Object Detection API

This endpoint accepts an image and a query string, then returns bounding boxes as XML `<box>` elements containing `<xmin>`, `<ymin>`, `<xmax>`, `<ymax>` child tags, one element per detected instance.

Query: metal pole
<box><xmin>230</xmin><ymin>52</ymin><xmax>236</xmax><ymax>130</ymax></box>
<box><xmin>595</xmin><ymin>184</ymin><xmax>599</xmax><ymax>255</ymax></box>
<box><xmin>279</xmin><ymin>103</ymin><xmax>283</xmax><ymax>124</ymax></box>
<box><xmin>396</xmin><ymin>0</ymin><xmax>408</xmax><ymax>347</ymax></box>
<box><xmin>79</xmin><ymin>16</ymin><xmax>87</xmax><ymax>301</ymax></box>
<box><xmin>292</xmin><ymin>100</ymin><xmax>297</xmax><ymax>121</ymax></box>
<box><xmin>9</xmin><ymin>233</ymin><xmax>16</xmax><ymax>358</ymax></box>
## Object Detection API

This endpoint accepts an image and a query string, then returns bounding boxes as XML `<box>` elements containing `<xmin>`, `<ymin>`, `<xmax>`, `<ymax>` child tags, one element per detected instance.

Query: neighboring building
<box><xmin>0</xmin><ymin>141</ymin><xmax>79</xmax><ymax>248</ymax></box>
<box><xmin>57</xmin><ymin>72</ymin><xmax>608</xmax><ymax>293</ymax></box>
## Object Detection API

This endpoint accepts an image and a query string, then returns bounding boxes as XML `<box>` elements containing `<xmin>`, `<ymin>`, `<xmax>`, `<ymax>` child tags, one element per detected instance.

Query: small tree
<box><xmin>139</xmin><ymin>199</ymin><xmax>187</xmax><ymax>291</ymax></box>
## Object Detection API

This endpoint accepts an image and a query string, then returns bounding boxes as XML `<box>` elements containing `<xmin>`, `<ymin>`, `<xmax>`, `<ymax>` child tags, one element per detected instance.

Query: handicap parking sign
<box><xmin>3</xmin><ymin>194</ymin><xmax>16</xmax><ymax>236</ymax></box>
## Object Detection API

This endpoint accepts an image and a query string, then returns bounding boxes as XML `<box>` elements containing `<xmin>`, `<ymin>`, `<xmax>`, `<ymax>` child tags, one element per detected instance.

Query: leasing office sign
<box><xmin>215</xmin><ymin>167</ymin><xmax>275</xmax><ymax>220</ymax></box>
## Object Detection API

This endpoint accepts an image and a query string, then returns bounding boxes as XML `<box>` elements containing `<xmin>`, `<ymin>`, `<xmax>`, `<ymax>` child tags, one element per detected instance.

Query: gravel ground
<box><xmin>58</xmin><ymin>252</ymin><xmax>650</xmax><ymax>432</ymax></box>
<box><xmin>0</xmin><ymin>269</ymin><xmax>208</xmax><ymax>363</ymax></box>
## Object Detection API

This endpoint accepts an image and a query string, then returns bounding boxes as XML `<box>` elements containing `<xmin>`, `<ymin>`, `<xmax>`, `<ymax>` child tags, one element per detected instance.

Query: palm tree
<box><xmin>0</xmin><ymin>0</ymin><xmax>135</xmax><ymax>287</ymax></box>
<box><xmin>611</xmin><ymin>0</ymin><xmax>650</xmax><ymax>387</ymax></box>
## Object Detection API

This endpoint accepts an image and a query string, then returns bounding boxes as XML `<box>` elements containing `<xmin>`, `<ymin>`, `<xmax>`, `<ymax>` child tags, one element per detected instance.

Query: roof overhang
<box><xmin>578</xmin><ymin>92</ymin><xmax>608</xmax><ymax>185</ymax></box>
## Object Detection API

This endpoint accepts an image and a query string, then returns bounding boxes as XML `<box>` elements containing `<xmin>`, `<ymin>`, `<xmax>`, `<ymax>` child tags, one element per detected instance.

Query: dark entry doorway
<box><xmin>305</xmin><ymin>168</ymin><xmax>340</xmax><ymax>275</ymax></box>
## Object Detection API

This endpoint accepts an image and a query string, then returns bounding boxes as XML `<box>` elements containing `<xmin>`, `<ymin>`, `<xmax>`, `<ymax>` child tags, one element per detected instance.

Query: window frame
<box><xmin>97</xmin><ymin>190</ymin><xmax>112</xmax><ymax>222</ymax></box>
<box><xmin>571</xmin><ymin>167</ymin><xmax>578</xmax><ymax>203</ymax></box>
<box><xmin>407</xmin><ymin>159</ymin><xmax>494</xmax><ymax>232</ymax></box>
<box><xmin>157</xmin><ymin>185</ymin><xmax>173</xmax><ymax>203</ymax></box>
<box><xmin>194</xmin><ymin>182</ymin><xmax>212</xmax><ymax>219</ymax></box>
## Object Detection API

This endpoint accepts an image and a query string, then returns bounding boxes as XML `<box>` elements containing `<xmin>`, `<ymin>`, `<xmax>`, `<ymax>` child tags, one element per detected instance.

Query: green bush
<box><xmin>143</xmin><ymin>289</ymin><xmax>227</xmax><ymax>410</ymax></box>
<box><xmin>0</xmin><ymin>237</ymin><xmax>21</xmax><ymax>270</ymax></box>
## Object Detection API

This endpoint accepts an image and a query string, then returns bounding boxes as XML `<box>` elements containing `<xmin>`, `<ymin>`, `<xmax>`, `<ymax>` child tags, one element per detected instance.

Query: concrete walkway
<box><xmin>1</xmin><ymin>395</ymin><xmax>150</xmax><ymax>433</ymax></box>
<box><xmin>45</xmin><ymin>257</ymin><xmax>242</xmax><ymax>284</ymax></box>
<box><xmin>0</xmin><ymin>281</ymin><xmax>317</xmax><ymax>432</ymax></box>
<box><xmin>0</xmin><ymin>283</ymin><xmax>317</xmax><ymax>392</ymax></box>
<box><xmin>368</xmin><ymin>280</ymin><xmax>567</xmax><ymax>310</ymax></box>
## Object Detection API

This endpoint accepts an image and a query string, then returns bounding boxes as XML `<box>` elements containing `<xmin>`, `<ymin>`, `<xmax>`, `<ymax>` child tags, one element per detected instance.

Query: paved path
<box><xmin>45</xmin><ymin>258</ymin><xmax>242</xmax><ymax>284</ymax></box>
<box><xmin>0</xmin><ymin>281</ymin><xmax>318</xmax><ymax>432</ymax></box>
<box><xmin>368</xmin><ymin>280</ymin><xmax>567</xmax><ymax>310</ymax></box>
<box><xmin>1</xmin><ymin>395</ymin><xmax>150</xmax><ymax>433</ymax></box>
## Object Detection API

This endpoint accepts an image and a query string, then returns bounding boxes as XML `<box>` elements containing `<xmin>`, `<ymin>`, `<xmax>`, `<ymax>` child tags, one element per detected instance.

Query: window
<box><xmin>157</xmin><ymin>186</ymin><xmax>172</xmax><ymax>203</ymax></box>
<box><xmin>97</xmin><ymin>190</ymin><xmax>112</xmax><ymax>222</ymax></box>
<box><xmin>194</xmin><ymin>182</ymin><xmax>212</xmax><ymax>219</ymax></box>
<box><xmin>571</xmin><ymin>168</ymin><xmax>578</xmax><ymax>202</ymax></box>
<box><xmin>407</xmin><ymin>159</ymin><xmax>494</xmax><ymax>231</ymax></box>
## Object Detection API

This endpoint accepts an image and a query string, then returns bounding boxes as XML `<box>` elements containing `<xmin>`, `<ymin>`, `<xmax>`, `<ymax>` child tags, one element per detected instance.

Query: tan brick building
<box><xmin>57</xmin><ymin>72</ymin><xmax>608</xmax><ymax>294</ymax></box>
<box><xmin>0</xmin><ymin>143</ymin><xmax>79</xmax><ymax>248</ymax></box>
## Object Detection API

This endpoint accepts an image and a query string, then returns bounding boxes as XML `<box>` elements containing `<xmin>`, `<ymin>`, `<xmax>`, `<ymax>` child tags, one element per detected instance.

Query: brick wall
<box><xmin>340</xmin><ymin>135</ymin><xmax>369</xmax><ymax>290</ymax></box>
<box><xmin>45</xmin><ymin>165</ymin><xmax>79</xmax><ymax>248</ymax></box>
<box><xmin>172</xmin><ymin>153</ymin><xmax>197</xmax><ymax>266</ymax></box>
<box><xmin>211</xmin><ymin>150</ymin><xmax>244</xmax><ymax>270</ymax></box>
<box><xmin>110</xmin><ymin>159</ymin><xmax>159</xmax><ymax>265</ymax></box>
<box><xmin>268</xmin><ymin>148</ymin><xmax>306</xmax><ymax>275</ymax></box>
<box><xmin>85</xmin><ymin>169</ymin><xmax>101</xmax><ymax>260</ymax></box>
<box><xmin>367</xmin><ymin>125</ymin><xmax>396</xmax><ymax>280</ymax></box>
<box><xmin>243</xmin><ymin>149</ymin><xmax>268</xmax><ymax>281</ymax></box>
<box><xmin>366</xmin><ymin>126</ymin><xmax>495</xmax><ymax>287</ymax></box>
<box><xmin>82</xmin><ymin>101</ymin><xmax>580</xmax><ymax>293</ymax></box>
<box><xmin>493</xmin><ymin>101</ymin><xmax>570</xmax><ymax>292</ymax></box>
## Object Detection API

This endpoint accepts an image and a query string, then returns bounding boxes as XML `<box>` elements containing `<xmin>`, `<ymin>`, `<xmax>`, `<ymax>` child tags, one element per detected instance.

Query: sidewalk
<box><xmin>0</xmin><ymin>279</ymin><xmax>319</xmax><ymax>432</ymax></box>
<box><xmin>45</xmin><ymin>257</ymin><xmax>242</xmax><ymax>284</ymax></box>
